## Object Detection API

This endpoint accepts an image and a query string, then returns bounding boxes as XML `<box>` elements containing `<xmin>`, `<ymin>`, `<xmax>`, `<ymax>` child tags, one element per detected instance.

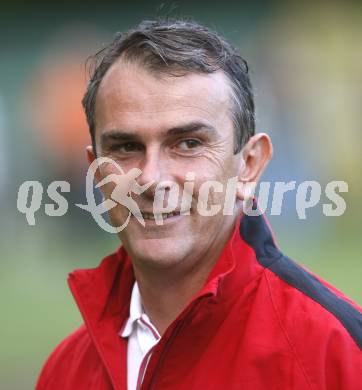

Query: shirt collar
<box><xmin>120</xmin><ymin>281</ymin><xmax>143</xmax><ymax>338</ymax></box>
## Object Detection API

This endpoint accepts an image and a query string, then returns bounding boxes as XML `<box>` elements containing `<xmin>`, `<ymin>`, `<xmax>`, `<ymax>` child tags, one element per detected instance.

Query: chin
<box><xmin>125</xmin><ymin>236</ymin><xmax>189</xmax><ymax>269</ymax></box>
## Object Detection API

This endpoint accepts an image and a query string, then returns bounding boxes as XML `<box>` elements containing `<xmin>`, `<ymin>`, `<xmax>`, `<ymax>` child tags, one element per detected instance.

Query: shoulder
<box><xmin>239</xmin><ymin>213</ymin><xmax>362</xmax><ymax>351</ymax></box>
<box><xmin>35</xmin><ymin>325</ymin><xmax>98</xmax><ymax>389</ymax></box>
<box><xmin>263</xmin><ymin>254</ymin><xmax>362</xmax><ymax>349</ymax></box>
<box><xmin>262</xmin><ymin>257</ymin><xmax>362</xmax><ymax>388</ymax></box>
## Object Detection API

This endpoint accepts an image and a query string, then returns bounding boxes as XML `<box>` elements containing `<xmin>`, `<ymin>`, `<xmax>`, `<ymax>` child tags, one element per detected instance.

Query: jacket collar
<box><xmin>68</xmin><ymin>212</ymin><xmax>272</xmax><ymax>389</ymax></box>
<box><xmin>193</xmin><ymin>213</ymin><xmax>266</xmax><ymax>303</ymax></box>
<box><xmin>68</xmin><ymin>246</ymin><xmax>134</xmax><ymax>389</ymax></box>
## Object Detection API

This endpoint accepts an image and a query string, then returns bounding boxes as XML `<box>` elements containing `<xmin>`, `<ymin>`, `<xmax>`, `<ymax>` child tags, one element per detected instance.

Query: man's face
<box><xmin>92</xmin><ymin>59</ymin><xmax>244</xmax><ymax>270</ymax></box>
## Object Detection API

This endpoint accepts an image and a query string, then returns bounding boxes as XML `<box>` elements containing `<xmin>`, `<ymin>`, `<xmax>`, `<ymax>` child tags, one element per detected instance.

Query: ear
<box><xmin>86</xmin><ymin>145</ymin><xmax>101</xmax><ymax>185</ymax></box>
<box><xmin>236</xmin><ymin>133</ymin><xmax>273</xmax><ymax>201</ymax></box>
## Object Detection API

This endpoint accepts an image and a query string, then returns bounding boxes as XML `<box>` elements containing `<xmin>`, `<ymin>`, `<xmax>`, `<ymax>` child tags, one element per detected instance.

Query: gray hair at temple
<box><xmin>82</xmin><ymin>19</ymin><xmax>255</xmax><ymax>154</ymax></box>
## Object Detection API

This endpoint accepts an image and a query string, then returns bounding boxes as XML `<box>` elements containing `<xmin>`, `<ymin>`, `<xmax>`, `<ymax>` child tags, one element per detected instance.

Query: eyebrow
<box><xmin>100</xmin><ymin>131</ymin><xmax>141</xmax><ymax>147</ymax></box>
<box><xmin>100</xmin><ymin>121</ymin><xmax>217</xmax><ymax>146</ymax></box>
<box><xmin>166</xmin><ymin>121</ymin><xmax>217</xmax><ymax>136</ymax></box>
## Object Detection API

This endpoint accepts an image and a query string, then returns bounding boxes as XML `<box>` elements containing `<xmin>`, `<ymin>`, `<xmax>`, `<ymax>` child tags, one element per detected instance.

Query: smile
<box><xmin>141</xmin><ymin>211</ymin><xmax>181</xmax><ymax>220</ymax></box>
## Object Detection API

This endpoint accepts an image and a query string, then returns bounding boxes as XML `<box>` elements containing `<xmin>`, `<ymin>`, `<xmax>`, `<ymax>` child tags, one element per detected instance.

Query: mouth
<box><xmin>141</xmin><ymin>210</ymin><xmax>182</xmax><ymax>221</ymax></box>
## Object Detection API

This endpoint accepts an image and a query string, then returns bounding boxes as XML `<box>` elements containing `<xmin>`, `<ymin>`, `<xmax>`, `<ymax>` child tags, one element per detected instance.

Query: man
<box><xmin>36</xmin><ymin>19</ymin><xmax>362</xmax><ymax>389</ymax></box>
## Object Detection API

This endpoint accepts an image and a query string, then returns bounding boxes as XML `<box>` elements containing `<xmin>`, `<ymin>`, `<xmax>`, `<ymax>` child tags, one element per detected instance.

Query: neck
<box><xmin>131</xmin><ymin>215</ymin><xmax>238</xmax><ymax>335</ymax></box>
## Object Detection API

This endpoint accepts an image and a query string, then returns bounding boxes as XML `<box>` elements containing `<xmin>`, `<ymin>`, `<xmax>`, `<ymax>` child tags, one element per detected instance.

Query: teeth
<box><xmin>142</xmin><ymin>211</ymin><xmax>180</xmax><ymax>220</ymax></box>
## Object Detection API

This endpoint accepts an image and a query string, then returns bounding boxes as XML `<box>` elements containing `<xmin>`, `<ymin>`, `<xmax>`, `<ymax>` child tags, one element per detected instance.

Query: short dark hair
<box><xmin>82</xmin><ymin>19</ymin><xmax>255</xmax><ymax>154</ymax></box>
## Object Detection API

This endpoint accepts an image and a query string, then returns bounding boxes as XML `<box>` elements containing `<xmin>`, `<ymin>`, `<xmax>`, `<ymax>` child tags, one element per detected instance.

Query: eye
<box><xmin>111</xmin><ymin>142</ymin><xmax>144</xmax><ymax>153</ymax></box>
<box><xmin>177</xmin><ymin>139</ymin><xmax>202</xmax><ymax>151</ymax></box>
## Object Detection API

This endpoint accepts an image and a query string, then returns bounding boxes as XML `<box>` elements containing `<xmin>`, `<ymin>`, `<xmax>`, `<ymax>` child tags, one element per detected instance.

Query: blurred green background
<box><xmin>0</xmin><ymin>1</ymin><xmax>361</xmax><ymax>388</ymax></box>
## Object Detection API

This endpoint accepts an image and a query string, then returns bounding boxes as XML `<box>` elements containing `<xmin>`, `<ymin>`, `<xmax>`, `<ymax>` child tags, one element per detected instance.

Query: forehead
<box><xmin>94</xmin><ymin>58</ymin><xmax>234</xmax><ymax>136</ymax></box>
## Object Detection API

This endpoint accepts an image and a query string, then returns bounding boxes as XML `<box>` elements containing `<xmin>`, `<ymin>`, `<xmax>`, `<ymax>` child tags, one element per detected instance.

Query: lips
<box><xmin>141</xmin><ymin>210</ymin><xmax>181</xmax><ymax>220</ymax></box>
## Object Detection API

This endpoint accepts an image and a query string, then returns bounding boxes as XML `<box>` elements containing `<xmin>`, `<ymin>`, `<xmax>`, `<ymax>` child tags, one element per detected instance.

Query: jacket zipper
<box><xmin>136</xmin><ymin>319</ymin><xmax>161</xmax><ymax>390</ymax></box>
<box><xmin>145</xmin><ymin>298</ymin><xmax>206</xmax><ymax>390</ymax></box>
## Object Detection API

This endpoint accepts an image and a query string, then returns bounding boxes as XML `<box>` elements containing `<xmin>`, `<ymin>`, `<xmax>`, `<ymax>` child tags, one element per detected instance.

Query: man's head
<box><xmin>83</xmin><ymin>19</ymin><xmax>255</xmax><ymax>155</ymax></box>
<box><xmin>82</xmin><ymin>19</ymin><xmax>272</xmax><ymax>272</ymax></box>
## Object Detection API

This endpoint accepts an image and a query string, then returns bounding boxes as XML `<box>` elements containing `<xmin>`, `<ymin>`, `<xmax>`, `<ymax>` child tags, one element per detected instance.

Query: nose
<box><xmin>137</xmin><ymin>145</ymin><xmax>172</xmax><ymax>198</ymax></box>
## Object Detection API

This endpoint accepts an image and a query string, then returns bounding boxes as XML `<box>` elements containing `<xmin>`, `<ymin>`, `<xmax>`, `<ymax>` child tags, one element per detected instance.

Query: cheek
<box><xmin>190</xmin><ymin>165</ymin><xmax>239</xmax><ymax>212</ymax></box>
<box><xmin>190</xmin><ymin>166</ymin><xmax>235</xmax><ymax>196</ymax></box>
<box><xmin>96</xmin><ymin>162</ymin><xmax>127</xmax><ymax>198</ymax></box>
<box><xmin>99</xmin><ymin>184</ymin><xmax>114</xmax><ymax>200</ymax></box>
<box><xmin>189</xmin><ymin>182</ymin><xmax>226</xmax><ymax>215</ymax></box>
<box><xmin>97</xmin><ymin>170</ymin><xmax>115</xmax><ymax>199</ymax></box>
<box><xmin>108</xmin><ymin>205</ymin><xmax>128</xmax><ymax>221</ymax></box>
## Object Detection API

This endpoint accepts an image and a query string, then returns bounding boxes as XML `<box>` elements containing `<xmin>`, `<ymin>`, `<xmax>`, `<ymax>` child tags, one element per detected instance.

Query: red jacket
<box><xmin>36</xmin><ymin>214</ymin><xmax>362</xmax><ymax>389</ymax></box>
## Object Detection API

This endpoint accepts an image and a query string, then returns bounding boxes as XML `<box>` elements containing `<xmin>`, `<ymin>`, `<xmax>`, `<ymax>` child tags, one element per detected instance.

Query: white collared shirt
<box><xmin>120</xmin><ymin>282</ymin><xmax>161</xmax><ymax>390</ymax></box>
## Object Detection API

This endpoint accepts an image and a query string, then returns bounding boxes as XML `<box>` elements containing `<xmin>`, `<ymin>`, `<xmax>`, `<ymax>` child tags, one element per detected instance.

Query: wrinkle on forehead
<box><xmin>95</xmin><ymin>58</ymin><xmax>233</xmax><ymax>132</ymax></box>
